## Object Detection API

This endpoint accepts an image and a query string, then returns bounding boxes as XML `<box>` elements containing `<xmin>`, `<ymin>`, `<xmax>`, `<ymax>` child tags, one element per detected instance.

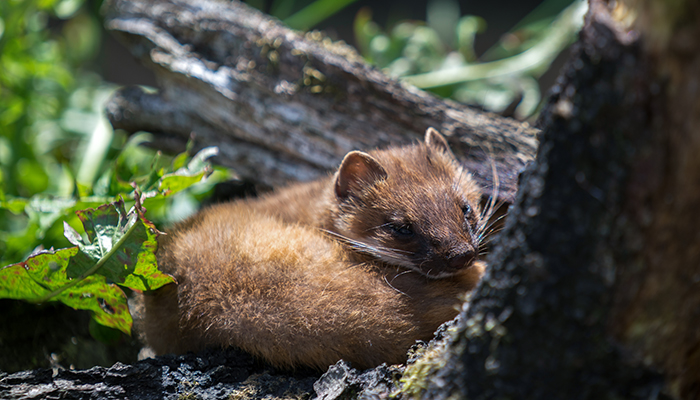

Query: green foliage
<box><xmin>158</xmin><ymin>147</ymin><xmax>220</xmax><ymax>196</ymax></box>
<box><xmin>63</xmin><ymin>199</ymin><xmax>169</xmax><ymax>292</ymax></box>
<box><xmin>0</xmin><ymin>145</ymin><xmax>221</xmax><ymax>334</ymax></box>
<box><xmin>0</xmin><ymin>0</ymin><xmax>227</xmax><ymax>337</ymax></box>
<box><xmin>246</xmin><ymin>0</ymin><xmax>360</xmax><ymax>31</ymax></box>
<box><xmin>1</xmin><ymin>217</ymin><xmax>136</xmax><ymax>335</ymax></box>
<box><xmin>355</xmin><ymin>0</ymin><xmax>587</xmax><ymax>119</ymax></box>
<box><xmin>0</xmin><ymin>196</ymin><xmax>170</xmax><ymax>335</ymax></box>
<box><xmin>283</xmin><ymin>0</ymin><xmax>358</xmax><ymax>31</ymax></box>
<box><xmin>0</xmin><ymin>0</ymin><xmax>112</xmax><ymax>265</ymax></box>
<box><xmin>0</xmin><ymin>0</ymin><xmax>103</xmax><ymax>198</ymax></box>
<box><xmin>0</xmin><ymin>0</ymin><xmax>231</xmax><ymax>265</ymax></box>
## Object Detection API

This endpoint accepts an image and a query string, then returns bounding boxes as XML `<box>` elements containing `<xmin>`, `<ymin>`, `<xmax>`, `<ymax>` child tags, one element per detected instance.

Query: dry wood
<box><xmin>103</xmin><ymin>0</ymin><xmax>538</xmax><ymax>202</ymax></box>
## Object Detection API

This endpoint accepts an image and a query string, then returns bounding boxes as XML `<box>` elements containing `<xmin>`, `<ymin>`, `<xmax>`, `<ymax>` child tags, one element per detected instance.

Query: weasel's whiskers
<box><xmin>320</xmin><ymin>229</ymin><xmax>415</xmax><ymax>268</ymax></box>
<box><xmin>383</xmin><ymin>275</ymin><xmax>411</xmax><ymax>298</ymax></box>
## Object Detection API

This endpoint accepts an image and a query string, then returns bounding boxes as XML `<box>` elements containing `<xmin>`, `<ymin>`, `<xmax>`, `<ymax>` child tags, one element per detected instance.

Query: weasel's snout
<box><xmin>447</xmin><ymin>250</ymin><xmax>476</xmax><ymax>270</ymax></box>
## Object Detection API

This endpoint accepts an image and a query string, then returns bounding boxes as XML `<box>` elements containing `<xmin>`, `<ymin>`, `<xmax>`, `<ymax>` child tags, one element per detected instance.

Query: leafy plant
<box><xmin>0</xmin><ymin>0</ymin><xmax>349</xmax><ymax>347</ymax></box>
<box><xmin>1</xmin><ymin>0</ymin><xmax>111</xmax><ymax>265</ymax></box>
<box><xmin>0</xmin><ymin>145</ymin><xmax>223</xmax><ymax>334</ymax></box>
<box><xmin>245</xmin><ymin>0</ymin><xmax>360</xmax><ymax>31</ymax></box>
<box><xmin>0</xmin><ymin>0</ymin><xmax>103</xmax><ymax>199</ymax></box>
<box><xmin>355</xmin><ymin>0</ymin><xmax>587</xmax><ymax>119</ymax></box>
<box><xmin>1</xmin><ymin>199</ymin><xmax>165</xmax><ymax>334</ymax></box>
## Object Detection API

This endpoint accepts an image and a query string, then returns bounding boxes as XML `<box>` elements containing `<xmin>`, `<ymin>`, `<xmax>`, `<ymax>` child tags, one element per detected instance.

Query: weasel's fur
<box><xmin>142</xmin><ymin>128</ymin><xmax>487</xmax><ymax>370</ymax></box>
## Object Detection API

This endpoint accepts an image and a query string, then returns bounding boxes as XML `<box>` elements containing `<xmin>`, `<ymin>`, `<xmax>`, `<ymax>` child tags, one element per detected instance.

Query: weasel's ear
<box><xmin>335</xmin><ymin>151</ymin><xmax>388</xmax><ymax>200</ymax></box>
<box><xmin>425</xmin><ymin>127</ymin><xmax>456</xmax><ymax>159</ymax></box>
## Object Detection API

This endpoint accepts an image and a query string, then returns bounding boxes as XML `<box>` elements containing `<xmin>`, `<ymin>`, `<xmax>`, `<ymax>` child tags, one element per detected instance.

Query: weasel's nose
<box><xmin>448</xmin><ymin>250</ymin><xmax>475</xmax><ymax>270</ymax></box>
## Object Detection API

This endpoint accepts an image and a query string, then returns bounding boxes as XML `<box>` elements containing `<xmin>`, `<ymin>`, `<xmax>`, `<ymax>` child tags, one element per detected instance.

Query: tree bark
<box><xmin>0</xmin><ymin>348</ymin><xmax>320</xmax><ymax>399</ymax></box>
<box><xmin>102</xmin><ymin>0</ymin><xmax>538</xmax><ymax>202</ymax></box>
<box><xmin>404</xmin><ymin>0</ymin><xmax>700</xmax><ymax>399</ymax></box>
<box><xmin>607</xmin><ymin>0</ymin><xmax>700</xmax><ymax>397</ymax></box>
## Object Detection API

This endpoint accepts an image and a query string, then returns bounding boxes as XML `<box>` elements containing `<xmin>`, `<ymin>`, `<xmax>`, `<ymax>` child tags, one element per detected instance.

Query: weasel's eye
<box><xmin>462</xmin><ymin>204</ymin><xmax>477</xmax><ymax>227</ymax></box>
<box><xmin>390</xmin><ymin>224</ymin><xmax>414</xmax><ymax>238</ymax></box>
<box><xmin>461</xmin><ymin>204</ymin><xmax>472</xmax><ymax>216</ymax></box>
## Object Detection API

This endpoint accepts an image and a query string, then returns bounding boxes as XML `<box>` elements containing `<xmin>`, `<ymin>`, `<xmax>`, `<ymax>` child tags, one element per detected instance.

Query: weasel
<box><xmin>141</xmin><ymin>128</ymin><xmax>488</xmax><ymax>370</ymax></box>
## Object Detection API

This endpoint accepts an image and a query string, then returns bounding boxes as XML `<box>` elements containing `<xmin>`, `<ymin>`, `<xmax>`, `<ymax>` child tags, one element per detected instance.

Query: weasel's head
<box><xmin>328</xmin><ymin>128</ymin><xmax>484</xmax><ymax>279</ymax></box>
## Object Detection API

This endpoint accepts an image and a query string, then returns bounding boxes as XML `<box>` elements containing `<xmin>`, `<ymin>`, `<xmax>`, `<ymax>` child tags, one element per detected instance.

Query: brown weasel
<box><xmin>142</xmin><ymin>128</ymin><xmax>488</xmax><ymax>370</ymax></box>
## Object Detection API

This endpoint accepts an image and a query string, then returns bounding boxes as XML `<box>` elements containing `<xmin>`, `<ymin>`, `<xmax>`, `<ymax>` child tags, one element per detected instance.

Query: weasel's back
<box><xmin>141</xmin><ymin>128</ymin><xmax>488</xmax><ymax>370</ymax></box>
<box><xmin>145</xmin><ymin>203</ymin><xmax>423</xmax><ymax>370</ymax></box>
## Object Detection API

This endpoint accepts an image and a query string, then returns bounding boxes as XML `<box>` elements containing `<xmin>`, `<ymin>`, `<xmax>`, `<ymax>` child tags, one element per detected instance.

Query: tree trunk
<box><xmin>404</xmin><ymin>0</ymin><xmax>700</xmax><ymax>399</ymax></box>
<box><xmin>608</xmin><ymin>0</ymin><xmax>700</xmax><ymax>397</ymax></box>
<box><xmin>102</xmin><ymin>0</ymin><xmax>538</xmax><ymax>202</ymax></box>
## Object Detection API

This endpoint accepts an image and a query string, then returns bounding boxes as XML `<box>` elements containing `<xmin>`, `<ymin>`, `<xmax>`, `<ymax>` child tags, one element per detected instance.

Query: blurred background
<box><xmin>0</xmin><ymin>0</ymin><xmax>584</xmax><ymax>371</ymax></box>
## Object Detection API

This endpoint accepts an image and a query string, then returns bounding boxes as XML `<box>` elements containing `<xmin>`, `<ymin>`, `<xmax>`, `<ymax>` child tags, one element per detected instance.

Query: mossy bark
<box><xmin>404</xmin><ymin>0</ymin><xmax>700</xmax><ymax>399</ymax></box>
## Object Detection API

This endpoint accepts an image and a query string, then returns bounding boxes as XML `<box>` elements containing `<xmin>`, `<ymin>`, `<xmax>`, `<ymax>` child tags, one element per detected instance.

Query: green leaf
<box><xmin>0</xmin><ymin>197</ymin><xmax>28</xmax><ymax>214</ymax></box>
<box><xmin>65</xmin><ymin>197</ymin><xmax>175</xmax><ymax>292</ymax></box>
<box><xmin>171</xmin><ymin>151</ymin><xmax>189</xmax><ymax>171</ymax></box>
<box><xmin>68</xmin><ymin>274</ymin><xmax>132</xmax><ymax>335</ymax></box>
<box><xmin>0</xmin><ymin>195</ymin><xmax>176</xmax><ymax>334</ymax></box>
<box><xmin>158</xmin><ymin>146</ymin><xmax>218</xmax><ymax>196</ymax></box>
<box><xmin>284</xmin><ymin>0</ymin><xmax>359</xmax><ymax>31</ymax></box>
<box><xmin>456</xmin><ymin>15</ymin><xmax>486</xmax><ymax>62</ymax></box>
<box><xmin>0</xmin><ymin>247</ymin><xmax>132</xmax><ymax>334</ymax></box>
<box><xmin>25</xmin><ymin>195</ymin><xmax>77</xmax><ymax>232</ymax></box>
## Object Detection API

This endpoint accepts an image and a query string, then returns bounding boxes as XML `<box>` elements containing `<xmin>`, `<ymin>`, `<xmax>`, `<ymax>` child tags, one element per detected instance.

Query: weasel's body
<box><xmin>142</xmin><ymin>128</ymin><xmax>487</xmax><ymax>370</ymax></box>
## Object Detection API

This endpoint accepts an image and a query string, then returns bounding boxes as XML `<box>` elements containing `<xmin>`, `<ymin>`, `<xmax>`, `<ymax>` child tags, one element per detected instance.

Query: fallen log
<box><xmin>103</xmin><ymin>0</ymin><xmax>538</xmax><ymax>202</ymax></box>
